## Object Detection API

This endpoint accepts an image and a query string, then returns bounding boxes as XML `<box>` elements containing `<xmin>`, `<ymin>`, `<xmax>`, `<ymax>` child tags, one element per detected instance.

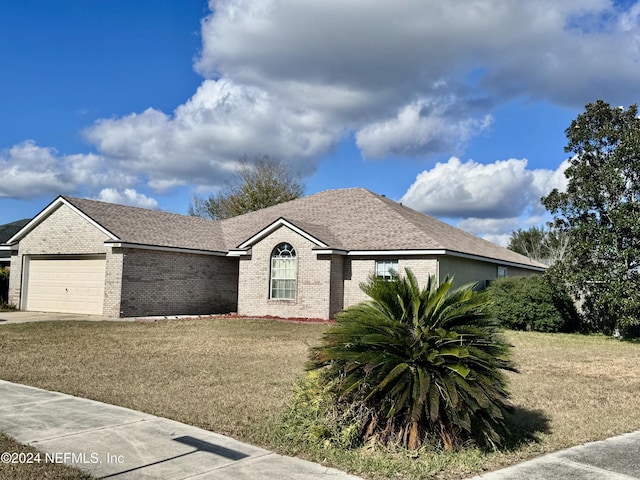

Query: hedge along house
<box><xmin>7</xmin><ymin>188</ymin><xmax>546</xmax><ymax>318</ymax></box>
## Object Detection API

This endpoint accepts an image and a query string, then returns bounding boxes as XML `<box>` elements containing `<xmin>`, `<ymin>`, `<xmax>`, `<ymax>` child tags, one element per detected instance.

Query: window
<box><xmin>375</xmin><ymin>260</ymin><xmax>398</xmax><ymax>280</ymax></box>
<box><xmin>270</xmin><ymin>243</ymin><xmax>297</xmax><ymax>299</ymax></box>
<box><xmin>497</xmin><ymin>266</ymin><xmax>507</xmax><ymax>278</ymax></box>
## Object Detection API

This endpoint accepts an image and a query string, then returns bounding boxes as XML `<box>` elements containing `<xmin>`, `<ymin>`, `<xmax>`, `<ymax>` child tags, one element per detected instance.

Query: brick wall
<box><xmin>103</xmin><ymin>249</ymin><xmax>124</xmax><ymax>317</ymax></box>
<box><xmin>118</xmin><ymin>248</ymin><xmax>239</xmax><ymax>317</ymax></box>
<box><xmin>343</xmin><ymin>256</ymin><xmax>438</xmax><ymax>308</ymax></box>
<box><xmin>237</xmin><ymin>226</ymin><xmax>332</xmax><ymax>319</ymax></box>
<box><xmin>328</xmin><ymin>254</ymin><xmax>344</xmax><ymax>317</ymax></box>
<box><xmin>8</xmin><ymin>203</ymin><xmax>240</xmax><ymax>317</ymax></box>
<box><xmin>8</xmin><ymin>204</ymin><xmax>110</xmax><ymax>309</ymax></box>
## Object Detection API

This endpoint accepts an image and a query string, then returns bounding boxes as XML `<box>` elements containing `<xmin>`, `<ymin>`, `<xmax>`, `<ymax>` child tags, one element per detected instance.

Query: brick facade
<box><xmin>118</xmin><ymin>248</ymin><xmax>238</xmax><ymax>317</ymax></box>
<box><xmin>8</xmin><ymin>205</ymin><xmax>110</xmax><ymax>309</ymax></box>
<box><xmin>343</xmin><ymin>256</ymin><xmax>439</xmax><ymax>308</ymax></box>
<box><xmin>9</xmin><ymin>204</ymin><xmax>239</xmax><ymax>318</ymax></box>
<box><xmin>237</xmin><ymin>226</ymin><xmax>333</xmax><ymax>319</ymax></box>
<box><xmin>8</xmin><ymin>198</ymin><xmax>543</xmax><ymax>320</ymax></box>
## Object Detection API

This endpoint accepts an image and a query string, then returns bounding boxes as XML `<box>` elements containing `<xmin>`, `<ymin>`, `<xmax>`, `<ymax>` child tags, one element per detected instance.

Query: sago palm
<box><xmin>309</xmin><ymin>268</ymin><xmax>516</xmax><ymax>450</ymax></box>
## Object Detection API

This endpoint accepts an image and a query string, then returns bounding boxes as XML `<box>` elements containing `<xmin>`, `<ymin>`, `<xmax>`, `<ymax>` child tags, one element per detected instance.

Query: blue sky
<box><xmin>2</xmin><ymin>0</ymin><xmax>639</xmax><ymax>245</ymax></box>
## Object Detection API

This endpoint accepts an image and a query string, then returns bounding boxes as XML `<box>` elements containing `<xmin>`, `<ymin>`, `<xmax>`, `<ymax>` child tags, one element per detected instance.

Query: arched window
<box><xmin>270</xmin><ymin>243</ymin><xmax>297</xmax><ymax>299</ymax></box>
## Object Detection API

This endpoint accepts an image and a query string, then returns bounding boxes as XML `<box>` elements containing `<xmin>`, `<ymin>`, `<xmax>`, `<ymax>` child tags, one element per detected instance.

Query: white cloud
<box><xmin>96</xmin><ymin>189</ymin><xmax>159</xmax><ymax>209</ymax></box>
<box><xmin>0</xmin><ymin>141</ymin><xmax>136</xmax><ymax>200</ymax></box>
<box><xmin>401</xmin><ymin>157</ymin><xmax>570</xmax><ymax>241</ymax></box>
<box><xmin>456</xmin><ymin>217</ymin><xmax>533</xmax><ymax>247</ymax></box>
<box><xmin>355</xmin><ymin>99</ymin><xmax>493</xmax><ymax>159</ymax></box>
<box><xmin>0</xmin><ymin>141</ymin><xmax>70</xmax><ymax>198</ymax></box>
<box><xmin>5</xmin><ymin>1</ymin><xmax>640</xmax><ymax>199</ymax></box>
<box><xmin>83</xmin><ymin>0</ymin><xmax>640</xmax><ymax>190</ymax></box>
<box><xmin>84</xmin><ymin>80</ymin><xmax>338</xmax><ymax>191</ymax></box>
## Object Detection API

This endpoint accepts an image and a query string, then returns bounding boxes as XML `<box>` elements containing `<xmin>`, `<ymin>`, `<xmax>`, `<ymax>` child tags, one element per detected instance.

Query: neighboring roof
<box><xmin>0</xmin><ymin>219</ymin><xmax>30</xmax><ymax>244</ymax></box>
<box><xmin>8</xmin><ymin>189</ymin><xmax>545</xmax><ymax>270</ymax></box>
<box><xmin>1</xmin><ymin>219</ymin><xmax>30</xmax><ymax>259</ymax></box>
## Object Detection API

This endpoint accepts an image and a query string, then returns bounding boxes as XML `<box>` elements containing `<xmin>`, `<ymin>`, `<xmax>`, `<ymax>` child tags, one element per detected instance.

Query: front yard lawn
<box><xmin>0</xmin><ymin>433</ymin><xmax>92</xmax><ymax>480</ymax></box>
<box><xmin>1</xmin><ymin>318</ymin><xmax>639</xmax><ymax>479</ymax></box>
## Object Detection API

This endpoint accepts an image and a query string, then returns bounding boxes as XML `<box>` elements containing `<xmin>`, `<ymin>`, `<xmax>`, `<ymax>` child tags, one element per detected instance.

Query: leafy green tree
<box><xmin>508</xmin><ymin>226</ymin><xmax>569</xmax><ymax>265</ymax></box>
<box><xmin>309</xmin><ymin>269</ymin><xmax>515</xmax><ymax>450</ymax></box>
<box><xmin>189</xmin><ymin>155</ymin><xmax>303</xmax><ymax>219</ymax></box>
<box><xmin>542</xmin><ymin>100</ymin><xmax>640</xmax><ymax>337</ymax></box>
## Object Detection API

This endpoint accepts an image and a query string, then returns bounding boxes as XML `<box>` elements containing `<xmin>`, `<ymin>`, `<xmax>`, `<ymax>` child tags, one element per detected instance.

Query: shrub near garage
<box><xmin>486</xmin><ymin>275</ymin><xmax>580</xmax><ymax>333</ymax></box>
<box><xmin>0</xmin><ymin>266</ymin><xmax>10</xmax><ymax>306</ymax></box>
<box><xmin>308</xmin><ymin>269</ymin><xmax>516</xmax><ymax>451</ymax></box>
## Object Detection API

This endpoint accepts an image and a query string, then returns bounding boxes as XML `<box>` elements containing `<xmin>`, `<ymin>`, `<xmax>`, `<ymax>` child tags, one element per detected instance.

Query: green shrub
<box><xmin>0</xmin><ymin>267</ymin><xmax>9</xmax><ymax>305</ymax></box>
<box><xmin>275</xmin><ymin>370</ymin><xmax>364</xmax><ymax>451</ymax></box>
<box><xmin>486</xmin><ymin>275</ymin><xmax>580</xmax><ymax>333</ymax></box>
<box><xmin>308</xmin><ymin>269</ymin><xmax>515</xmax><ymax>451</ymax></box>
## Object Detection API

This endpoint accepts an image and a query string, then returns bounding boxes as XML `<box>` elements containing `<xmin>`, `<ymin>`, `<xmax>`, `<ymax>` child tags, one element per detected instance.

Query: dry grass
<box><xmin>0</xmin><ymin>318</ymin><xmax>327</xmax><ymax>442</ymax></box>
<box><xmin>506</xmin><ymin>331</ymin><xmax>640</xmax><ymax>449</ymax></box>
<box><xmin>1</xmin><ymin>320</ymin><xmax>640</xmax><ymax>479</ymax></box>
<box><xmin>0</xmin><ymin>433</ymin><xmax>92</xmax><ymax>480</ymax></box>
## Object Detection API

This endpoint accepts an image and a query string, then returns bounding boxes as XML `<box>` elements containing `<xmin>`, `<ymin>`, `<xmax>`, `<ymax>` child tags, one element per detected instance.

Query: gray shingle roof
<box><xmin>63</xmin><ymin>197</ymin><xmax>226</xmax><ymax>252</ymax></box>
<box><xmin>218</xmin><ymin>188</ymin><xmax>544</xmax><ymax>268</ymax></box>
<box><xmin>56</xmin><ymin>188</ymin><xmax>542</xmax><ymax>269</ymax></box>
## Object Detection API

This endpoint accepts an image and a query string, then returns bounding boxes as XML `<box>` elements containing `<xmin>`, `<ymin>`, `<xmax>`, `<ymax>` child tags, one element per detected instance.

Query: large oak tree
<box><xmin>542</xmin><ymin>100</ymin><xmax>640</xmax><ymax>337</ymax></box>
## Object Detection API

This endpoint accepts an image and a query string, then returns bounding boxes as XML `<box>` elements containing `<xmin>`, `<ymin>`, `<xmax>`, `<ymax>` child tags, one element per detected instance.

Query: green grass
<box><xmin>1</xmin><ymin>319</ymin><xmax>639</xmax><ymax>479</ymax></box>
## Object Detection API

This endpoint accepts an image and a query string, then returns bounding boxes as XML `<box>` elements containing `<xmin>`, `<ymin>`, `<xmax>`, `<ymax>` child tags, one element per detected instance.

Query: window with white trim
<box><xmin>375</xmin><ymin>260</ymin><xmax>398</xmax><ymax>280</ymax></box>
<box><xmin>497</xmin><ymin>266</ymin><xmax>507</xmax><ymax>278</ymax></box>
<box><xmin>270</xmin><ymin>243</ymin><xmax>297</xmax><ymax>299</ymax></box>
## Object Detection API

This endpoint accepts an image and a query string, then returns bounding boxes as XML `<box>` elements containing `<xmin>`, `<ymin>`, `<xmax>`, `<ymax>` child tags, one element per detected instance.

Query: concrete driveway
<box><xmin>0</xmin><ymin>311</ymin><xmax>127</xmax><ymax>324</ymax></box>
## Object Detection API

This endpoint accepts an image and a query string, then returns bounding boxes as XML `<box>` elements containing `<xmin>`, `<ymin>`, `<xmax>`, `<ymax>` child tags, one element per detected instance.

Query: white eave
<box><xmin>237</xmin><ymin>217</ymin><xmax>329</xmax><ymax>249</ymax></box>
<box><xmin>345</xmin><ymin>249</ymin><xmax>546</xmax><ymax>271</ymax></box>
<box><xmin>7</xmin><ymin>196</ymin><xmax>120</xmax><ymax>244</ymax></box>
<box><xmin>227</xmin><ymin>249</ymin><xmax>251</xmax><ymax>257</ymax></box>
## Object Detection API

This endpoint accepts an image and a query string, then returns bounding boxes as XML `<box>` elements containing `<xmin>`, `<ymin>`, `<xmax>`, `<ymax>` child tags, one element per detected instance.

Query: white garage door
<box><xmin>25</xmin><ymin>257</ymin><xmax>106</xmax><ymax>315</ymax></box>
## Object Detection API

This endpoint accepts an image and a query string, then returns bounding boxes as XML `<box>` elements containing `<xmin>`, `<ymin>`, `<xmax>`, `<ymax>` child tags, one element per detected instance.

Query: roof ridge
<box><xmin>364</xmin><ymin>191</ymin><xmax>447</xmax><ymax>249</ymax></box>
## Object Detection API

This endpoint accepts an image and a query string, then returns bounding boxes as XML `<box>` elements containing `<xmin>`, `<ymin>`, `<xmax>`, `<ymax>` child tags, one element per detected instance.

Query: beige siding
<box><xmin>237</xmin><ymin>226</ymin><xmax>332</xmax><ymax>319</ymax></box>
<box><xmin>437</xmin><ymin>255</ymin><xmax>541</xmax><ymax>289</ymax></box>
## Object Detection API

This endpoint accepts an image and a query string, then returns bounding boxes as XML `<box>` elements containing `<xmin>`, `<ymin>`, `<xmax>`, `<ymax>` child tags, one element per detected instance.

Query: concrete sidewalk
<box><xmin>469</xmin><ymin>431</ymin><xmax>640</xmax><ymax>480</ymax></box>
<box><xmin>0</xmin><ymin>380</ymin><xmax>361</xmax><ymax>479</ymax></box>
<box><xmin>2</xmin><ymin>379</ymin><xmax>640</xmax><ymax>480</ymax></box>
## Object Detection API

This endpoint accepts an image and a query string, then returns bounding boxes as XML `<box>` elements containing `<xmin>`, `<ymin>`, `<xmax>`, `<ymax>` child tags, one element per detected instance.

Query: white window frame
<box><xmin>375</xmin><ymin>260</ymin><xmax>398</xmax><ymax>280</ymax></box>
<box><xmin>497</xmin><ymin>266</ymin><xmax>507</xmax><ymax>278</ymax></box>
<box><xmin>270</xmin><ymin>243</ymin><xmax>297</xmax><ymax>300</ymax></box>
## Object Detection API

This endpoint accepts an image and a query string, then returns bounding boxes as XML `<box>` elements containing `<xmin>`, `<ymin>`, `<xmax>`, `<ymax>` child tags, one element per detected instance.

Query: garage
<box><xmin>24</xmin><ymin>256</ymin><xmax>106</xmax><ymax>315</ymax></box>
